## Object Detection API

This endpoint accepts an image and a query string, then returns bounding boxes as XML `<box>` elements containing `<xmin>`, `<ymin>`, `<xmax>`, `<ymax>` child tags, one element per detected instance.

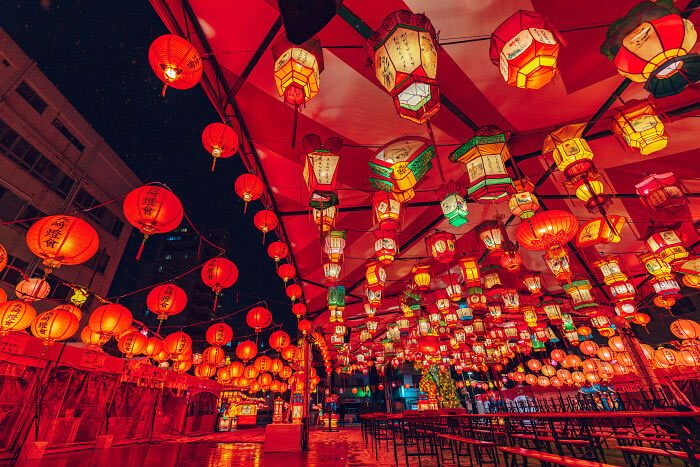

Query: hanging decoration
<box><xmin>369</xmin><ymin>137</ymin><xmax>435</xmax><ymax>202</ymax></box>
<box><xmin>365</xmin><ymin>10</ymin><xmax>440</xmax><ymax>124</ymax></box>
<box><xmin>254</xmin><ymin>210</ymin><xmax>278</xmax><ymax>243</ymax></box>
<box><xmin>425</xmin><ymin>231</ymin><xmax>456</xmax><ymax>264</ymax></box>
<box><xmin>148</xmin><ymin>34</ymin><xmax>202</xmax><ymax>96</ymax></box>
<box><xmin>601</xmin><ymin>1</ymin><xmax>699</xmax><ymax>98</ymax></box>
<box><xmin>301</xmin><ymin>134</ymin><xmax>342</xmax><ymax>209</ymax></box>
<box><xmin>123</xmin><ymin>185</ymin><xmax>183</xmax><ymax>260</ymax></box>
<box><xmin>272</xmin><ymin>37</ymin><xmax>324</xmax><ymax>148</ymax></box>
<box><xmin>202</xmin><ymin>123</ymin><xmax>239</xmax><ymax>171</ymax></box>
<box><xmin>26</xmin><ymin>215</ymin><xmax>99</xmax><ymax>272</ymax></box>
<box><xmin>374</xmin><ymin>229</ymin><xmax>398</xmax><ymax>266</ymax></box>
<box><xmin>509</xmin><ymin>179</ymin><xmax>540</xmax><ymax>220</ymax></box>
<box><xmin>635</xmin><ymin>173</ymin><xmax>686</xmax><ymax>211</ymax></box>
<box><xmin>235</xmin><ymin>173</ymin><xmax>265</xmax><ymax>213</ymax></box>
<box><xmin>0</xmin><ymin>301</ymin><xmax>36</xmax><ymax>335</ymax></box>
<box><xmin>201</xmin><ymin>257</ymin><xmax>238</xmax><ymax>311</ymax></box>
<box><xmin>206</xmin><ymin>322</ymin><xmax>233</xmax><ymax>347</ymax></box>
<box><xmin>246</xmin><ymin>306</ymin><xmax>272</xmax><ymax>332</ymax></box>
<box><xmin>576</xmin><ymin>216</ymin><xmax>626</xmax><ymax>248</ymax></box>
<box><xmin>489</xmin><ymin>10</ymin><xmax>564</xmax><ymax>89</ymax></box>
<box><xmin>267</xmin><ymin>241</ymin><xmax>289</xmax><ymax>264</ymax></box>
<box><xmin>440</xmin><ymin>192</ymin><xmax>469</xmax><ymax>227</ymax></box>
<box><xmin>89</xmin><ymin>304</ymin><xmax>133</xmax><ymax>337</ymax></box>
<box><xmin>612</xmin><ymin>99</ymin><xmax>668</xmax><ymax>155</ymax></box>
<box><xmin>146</xmin><ymin>283</ymin><xmax>187</xmax><ymax>322</ymax></box>
<box><xmin>277</xmin><ymin>263</ymin><xmax>296</xmax><ymax>284</ymax></box>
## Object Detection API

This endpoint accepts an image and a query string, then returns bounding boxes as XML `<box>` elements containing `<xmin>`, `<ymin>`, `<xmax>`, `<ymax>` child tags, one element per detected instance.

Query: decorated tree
<box><xmin>436</xmin><ymin>367</ymin><xmax>462</xmax><ymax>408</ymax></box>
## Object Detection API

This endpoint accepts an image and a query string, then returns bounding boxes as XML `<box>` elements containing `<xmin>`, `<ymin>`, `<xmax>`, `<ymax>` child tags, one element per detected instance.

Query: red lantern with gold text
<box><xmin>123</xmin><ymin>185</ymin><xmax>183</xmax><ymax>259</ymax></box>
<box><xmin>31</xmin><ymin>307</ymin><xmax>79</xmax><ymax>344</ymax></box>
<box><xmin>246</xmin><ymin>306</ymin><xmax>272</xmax><ymax>332</ymax></box>
<box><xmin>89</xmin><ymin>304</ymin><xmax>132</xmax><ymax>336</ymax></box>
<box><xmin>202</xmin><ymin>123</ymin><xmax>239</xmax><ymax>171</ymax></box>
<box><xmin>489</xmin><ymin>10</ymin><xmax>563</xmax><ymax>89</ymax></box>
<box><xmin>269</xmin><ymin>330</ymin><xmax>291</xmax><ymax>351</ymax></box>
<box><xmin>201</xmin><ymin>258</ymin><xmax>238</xmax><ymax>310</ymax></box>
<box><xmin>206</xmin><ymin>322</ymin><xmax>233</xmax><ymax>347</ymax></box>
<box><xmin>365</xmin><ymin>10</ymin><xmax>440</xmax><ymax>124</ymax></box>
<box><xmin>147</xmin><ymin>284</ymin><xmax>187</xmax><ymax>322</ymax></box>
<box><xmin>148</xmin><ymin>35</ymin><xmax>202</xmax><ymax>96</ymax></box>
<box><xmin>254</xmin><ymin>210</ymin><xmax>278</xmax><ymax>243</ymax></box>
<box><xmin>26</xmin><ymin>215</ymin><xmax>99</xmax><ymax>272</ymax></box>
<box><xmin>164</xmin><ymin>331</ymin><xmax>191</xmax><ymax>357</ymax></box>
<box><xmin>235</xmin><ymin>173</ymin><xmax>264</xmax><ymax>213</ymax></box>
<box><xmin>236</xmin><ymin>340</ymin><xmax>258</xmax><ymax>362</ymax></box>
<box><xmin>426</xmin><ymin>231</ymin><xmax>456</xmax><ymax>264</ymax></box>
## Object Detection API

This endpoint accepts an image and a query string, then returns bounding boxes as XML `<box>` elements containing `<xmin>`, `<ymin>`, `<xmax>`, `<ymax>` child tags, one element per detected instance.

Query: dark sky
<box><xmin>2</xmin><ymin>1</ymin><xmax>296</xmax><ymax>342</ymax></box>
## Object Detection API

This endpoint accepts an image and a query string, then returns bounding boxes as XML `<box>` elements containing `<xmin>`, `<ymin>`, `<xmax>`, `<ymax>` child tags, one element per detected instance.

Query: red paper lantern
<box><xmin>516</xmin><ymin>210</ymin><xmax>579</xmax><ymax>252</ymax></box>
<box><xmin>298</xmin><ymin>319</ymin><xmax>312</xmax><ymax>334</ymax></box>
<box><xmin>123</xmin><ymin>185</ymin><xmax>183</xmax><ymax>259</ymax></box>
<box><xmin>206</xmin><ymin>323</ymin><xmax>233</xmax><ymax>347</ymax></box>
<box><xmin>286</xmin><ymin>283</ymin><xmax>303</xmax><ymax>303</ymax></box>
<box><xmin>229</xmin><ymin>361</ymin><xmax>245</xmax><ymax>378</ymax></box>
<box><xmin>246</xmin><ymin>306</ymin><xmax>272</xmax><ymax>332</ymax></box>
<box><xmin>372</xmin><ymin>191</ymin><xmax>401</xmax><ymax>231</ymax></box>
<box><xmin>489</xmin><ymin>11</ymin><xmax>563</xmax><ymax>89</ymax></box>
<box><xmin>146</xmin><ymin>284</ymin><xmax>187</xmax><ymax>321</ymax></box>
<box><xmin>426</xmin><ymin>231</ymin><xmax>456</xmax><ymax>264</ymax></box>
<box><xmin>118</xmin><ymin>331</ymin><xmax>148</xmax><ymax>358</ymax></box>
<box><xmin>281</xmin><ymin>344</ymin><xmax>298</xmax><ymax>361</ymax></box>
<box><xmin>579</xmin><ymin>340</ymin><xmax>599</xmax><ymax>356</ymax></box>
<box><xmin>195</xmin><ymin>363</ymin><xmax>217</xmax><ymax>379</ymax></box>
<box><xmin>0</xmin><ymin>242</ymin><xmax>6</xmax><ymax>272</ymax></box>
<box><xmin>235</xmin><ymin>173</ymin><xmax>264</xmax><ymax>213</ymax></box>
<box><xmin>202</xmin><ymin>345</ymin><xmax>225</xmax><ymax>365</ymax></box>
<box><xmin>236</xmin><ymin>340</ymin><xmax>258</xmax><ymax>362</ymax></box>
<box><xmin>374</xmin><ymin>229</ymin><xmax>398</xmax><ymax>266</ymax></box>
<box><xmin>292</xmin><ymin>303</ymin><xmax>306</xmax><ymax>318</ymax></box>
<box><xmin>31</xmin><ymin>307</ymin><xmax>79</xmax><ymax>344</ymax></box>
<box><xmin>144</xmin><ymin>337</ymin><xmax>165</xmax><ymax>358</ymax></box>
<box><xmin>26</xmin><ymin>215</ymin><xmax>99</xmax><ymax>271</ymax></box>
<box><xmin>267</xmin><ymin>241</ymin><xmax>288</xmax><ymax>263</ymax></box>
<box><xmin>500</xmin><ymin>251</ymin><xmax>522</xmax><ymax>271</ymax></box>
<box><xmin>164</xmin><ymin>331</ymin><xmax>192</xmax><ymax>356</ymax></box>
<box><xmin>15</xmin><ymin>278</ymin><xmax>50</xmax><ymax>302</ymax></box>
<box><xmin>270</xmin><ymin>330</ymin><xmax>291</xmax><ymax>351</ymax></box>
<box><xmin>148</xmin><ymin>35</ymin><xmax>202</xmax><ymax>95</ymax></box>
<box><xmin>80</xmin><ymin>325</ymin><xmax>109</xmax><ymax>348</ymax></box>
<box><xmin>277</xmin><ymin>263</ymin><xmax>296</xmax><ymax>283</ymax></box>
<box><xmin>202</xmin><ymin>123</ymin><xmax>239</xmax><ymax>171</ymax></box>
<box><xmin>201</xmin><ymin>258</ymin><xmax>238</xmax><ymax>307</ymax></box>
<box><xmin>89</xmin><ymin>304</ymin><xmax>132</xmax><ymax>336</ymax></box>
<box><xmin>254</xmin><ymin>210</ymin><xmax>278</xmax><ymax>243</ymax></box>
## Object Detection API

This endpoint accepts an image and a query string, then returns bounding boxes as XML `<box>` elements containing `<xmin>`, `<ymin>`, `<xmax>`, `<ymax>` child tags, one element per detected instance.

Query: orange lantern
<box><xmin>654</xmin><ymin>348</ymin><xmax>678</xmax><ymax>367</ymax></box>
<box><xmin>163</xmin><ymin>331</ymin><xmax>192</xmax><ymax>356</ymax></box>
<box><xmin>286</xmin><ymin>284</ymin><xmax>303</xmax><ymax>303</ymax></box>
<box><xmin>202</xmin><ymin>123</ymin><xmax>239</xmax><ymax>172</ymax></box>
<box><xmin>267</xmin><ymin>241</ymin><xmax>288</xmax><ymax>264</ymax></box>
<box><xmin>148</xmin><ymin>34</ymin><xmax>202</xmax><ymax>95</ymax></box>
<box><xmin>146</xmin><ymin>284</ymin><xmax>187</xmax><ymax>321</ymax></box>
<box><xmin>608</xmin><ymin>336</ymin><xmax>626</xmax><ymax>353</ymax></box>
<box><xmin>0</xmin><ymin>242</ymin><xmax>6</xmax><ymax>272</ymax></box>
<box><xmin>89</xmin><ymin>304</ymin><xmax>132</xmax><ymax>336</ymax></box>
<box><xmin>229</xmin><ymin>361</ymin><xmax>245</xmax><ymax>378</ymax></box>
<box><xmin>153</xmin><ymin>350</ymin><xmax>171</xmax><ymax>363</ymax></box>
<box><xmin>563</xmin><ymin>354</ymin><xmax>582</xmax><ymax>369</ymax></box>
<box><xmin>123</xmin><ymin>185</ymin><xmax>183</xmax><ymax>259</ymax></box>
<box><xmin>258</xmin><ymin>373</ymin><xmax>273</xmax><ymax>388</ymax></box>
<box><xmin>201</xmin><ymin>258</ymin><xmax>238</xmax><ymax>309</ymax></box>
<box><xmin>550</xmin><ymin>349</ymin><xmax>566</xmax><ymax>362</ymax></box>
<box><xmin>516</xmin><ymin>210</ymin><xmax>578</xmax><ymax>260</ymax></box>
<box><xmin>246</xmin><ymin>306</ymin><xmax>272</xmax><ymax>332</ymax></box>
<box><xmin>206</xmin><ymin>322</ymin><xmax>233</xmax><ymax>347</ymax></box>
<box><xmin>236</xmin><ymin>339</ymin><xmax>258</xmax><ymax>362</ymax></box>
<box><xmin>254</xmin><ymin>355</ymin><xmax>272</xmax><ymax>372</ymax></box>
<box><xmin>15</xmin><ymin>278</ymin><xmax>50</xmax><ymax>303</ymax></box>
<box><xmin>280</xmin><ymin>365</ymin><xmax>293</xmax><ymax>380</ymax></box>
<box><xmin>144</xmin><ymin>337</ymin><xmax>165</xmax><ymax>358</ymax></box>
<box><xmin>500</xmin><ymin>251</ymin><xmax>522</xmax><ymax>272</ymax></box>
<box><xmin>254</xmin><ymin>210</ymin><xmax>278</xmax><ymax>243</ymax></box>
<box><xmin>298</xmin><ymin>319</ymin><xmax>312</xmax><ymax>334</ymax></box>
<box><xmin>272</xmin><ymin>37</ymin><xmax>322</xmax><ymax>108</ymax></box>
<box><xmin>80</xmin><ymin>325</ymin><xmax>110</xmax><ymax>348</ymax></box>
<box><xmin>52</xmin><ymin>303</ymin><xmax>81</xmax><ymax>321</ymax></box>
<box><xmin>281</xmin><ymin>344</ymin><xmax>298</xmax><ymax>361</ymax></box>
<box><xmin>195</xmin><ymin>363</ymin><xmax>217</xmax><ymax>379</ymax></box>
<box><xmin>235</xmin><ymin>173</ymin><xmax>264</xmax><ymax>213</ymax></box>
<box><xmin>277</xmin><ymin>264</ymin><xmax>296</xmax><ymax>284</ymax></box>
<box><xmin>30</xmin><ymin>307</ymin><xmax>79</xmax><ymax>344</ymax></box>
<box><xmin>269</xmin><ymin>330</ymin><xmax>291</xmax><ymax>351</ymax></box>
<box><xmin>525</xmin><ymin>374</ymin><xmax>537</xmax><ymax>385</ymax></box>
<box><xmin>118</xmin><ymin>331</ymin><xmax>148</xmax><ymax>358</ymax></box>
<box><xmin>670</xmin><ymin>319</ymin><xmax>700</xmax><ymax>340</ymax></box>
<box><xmin>596</xmin><ymin>346</ymin><xmax>614</xmax><ymax>362</ymax></box>
<box><xmin>579</xmin><ymin>340</ymin><xmax>598</xmax><ymax>356</ymax></box>
<box><xmin>202</xmin><ymin>345</ymin><xmax>225</xmax><ymax>365</ymax></box>
<box><xmin>270</xmin><ymin>358</ymin><xmax>283</xmax><ymax>374</ymax></box>
<box><xmin>489</xmin><ymin>10</ymin><xmax>562</xmax><ymax>89</ymax></box>
<box><xmin>26</xmin><ymin>215</ymin><xmax>99</xmax><ymax>271</ymax></box>
<box><xmin>292</xmin><ymin>303</ymin><xmax>306</xmax><ymax>319</ymax></box>
<box><xmin>527</xmin><ymin>359</ymin><xmax>542</xmax><ymax>372</ymax></box>
<box><xmin>509</xmin><ymin>178</ymin><xmax>540</xmax><ymax>219</ymax></box>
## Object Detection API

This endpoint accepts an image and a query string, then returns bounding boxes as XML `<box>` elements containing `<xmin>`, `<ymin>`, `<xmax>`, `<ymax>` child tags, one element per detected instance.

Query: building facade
<box><xmin>0</xmin><ymin>26</ymin><xmax>141</xmax><ymax>312</ymax></box>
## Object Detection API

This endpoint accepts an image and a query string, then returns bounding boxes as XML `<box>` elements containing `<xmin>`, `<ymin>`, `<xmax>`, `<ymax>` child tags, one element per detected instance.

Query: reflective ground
<box><xmin>6</xmin><ymin>426</ymin><xmax>633</xmax><ymax>466</ymax></box>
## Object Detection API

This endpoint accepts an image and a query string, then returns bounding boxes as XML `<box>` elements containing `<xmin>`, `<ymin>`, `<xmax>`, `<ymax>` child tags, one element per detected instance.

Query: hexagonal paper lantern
<box><xmin>509</xmin><ymin>179</ymin><xmax>540</xmax><ymax>220</ymax></box>
<box><xmin>635</xmin><ymin>173</ymin><xmax>686</xmax><ymax>211</ymax></box>
<box><xmin>641</xmin><ymin>224</ymin><xmax>688</xmax><ymax>265</ymax></box>
<box><xmin>369</xmin><ymin>137</ymin><xmax>435</xmax><ymax>202</ymax></box>
<box><xmin>543</xmin><ymin>124</ymin><xmax>596</xmax><ymax>184</ymax></box>
<box><xmin>365</xmin><ymin>10</ymin><xmax>440</xmax><ymax>124</ymax></box>
<box><xmin>449</xmin><ymin>126</ymin><xmax>514</xmax><ymax>203</ymax></box>
<box><xmin>441</xmin><ymin>193</ymin><xmax>469</xmax><ymax>227</ymax></box>
<box><xmin>612</xmin><ymin>99</ymin><xmax>668</xmax><ymax>155</ymax></box>
<box><xmin>425</xmin><ymin>231</ymin><xmax>456</xmax><ymax>264</ymax></box>
<box><xmin>272</xmin><ymin>37</ymin><xmax>323</xmax><ymax>107</ymax></box>
<box><xmin>301</xmin><ymin>134</ymin><xmax>342</xmax><ymax>209</ymax></box>
<box><xmin>489</xmin><ymin>10</ymin><xmax>563</xmax><ymax>89</ymax></box>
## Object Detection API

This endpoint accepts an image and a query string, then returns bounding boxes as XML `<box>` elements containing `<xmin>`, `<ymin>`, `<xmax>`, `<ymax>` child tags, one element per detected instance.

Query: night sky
<box><xmin>2</xmin><ymin>1</ymin><xmax>296</xmax><ymax>345</ymax></box>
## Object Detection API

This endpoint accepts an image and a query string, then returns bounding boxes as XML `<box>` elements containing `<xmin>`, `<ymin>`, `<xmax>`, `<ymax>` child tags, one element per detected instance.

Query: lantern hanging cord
<box><xmin>182</xmin><ymin>211</ymin><xmax>227</xmax><ymax>254</ymax></box>
<box><xmin>0</xmin><ymin>193</ymin><xmax>128</xmax><ymax>228</ymax></box>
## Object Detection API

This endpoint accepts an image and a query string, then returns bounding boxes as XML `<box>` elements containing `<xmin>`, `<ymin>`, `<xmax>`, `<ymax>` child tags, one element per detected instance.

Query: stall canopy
<box><xmin>148</xmin><ymin>0</ymin><xmax>700</xmax><ymax>355</ymax></box>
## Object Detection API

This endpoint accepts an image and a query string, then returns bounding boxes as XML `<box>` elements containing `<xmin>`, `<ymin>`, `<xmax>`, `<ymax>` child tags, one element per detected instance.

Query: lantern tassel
<box><xmin>161</xmin><ymin>83</ymin><xmax>168</xmax><ymax>97</ymax></box>
<box><xmin>211</xmin><ymin>157</ymin><xmax>217</xmax><ymax>172</ymax></box>
<box><xmin>136</xmin><ymin>235</ymin><xmax>149</xmax><ymax>260</ymax></box>
<box><xmin>244</xmin><ymin>201</ymin><xmax>248</xmax><ymax>214</ymax></box>
<box><xmin>291</xmin><ymin>108</ymin><xmax>298</xmax><ymax>149</ymax></box>
<box><xmin>262</xmin><ymin>231</ymin><xmax>267</xmax><ymax>244</ymax></box>
<box><xmin>213</xmin><ymin>290</ymin><xmax>219</xmax><ymax>313</ymax></box>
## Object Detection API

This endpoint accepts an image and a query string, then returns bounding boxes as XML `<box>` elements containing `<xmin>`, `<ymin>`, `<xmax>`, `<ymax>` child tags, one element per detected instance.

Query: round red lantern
<box><xmin>525</xmin><ymin>374</ymin><xmax>537</xmax><ymax>385</ymax></box>
<box><xmin>236</xmin><ymin>339</ymin><xmax>257</xmax><ymax>362</ymax></box>
<box><xmin>258</xmin><ymin>373</ymin><xmax>273</xmax><ymax>388</ymax></box>
<box><xmin>195</xmin><ymin>363</ymin><xmax>217</xmax><ymax>379</ymax></box>
<box><xmin>15</xmin><ymin>278</ymin><xmax>50</xmax><ymax>303</ymax></box>
<box><xmin>31</xmin><ymin>308</ymin><xmax>79</xmax><ymax>344</ymax></box>
<box><xmin>148</xmin><ymin>35</ymin><xmax>202</xmax><ymax>95</ymax></box>
<box><xmin>229</xmin><ymin>361</ymin><xmax>244</xmax><ymax>378</ymax></box>
<box><xmin>285</xmin><ymin>283</ymin><xmax>303</xmax><ymax>303</ymax></box>
<box><xmin>163</xmin><ymin>331</ymin><xmax>192</xmax><ymax>356</ymax></box>
<box><xmin>254</xmin><ymin>355</ymin><xmax>272</xmax><ymax>372</ymax></box>
<box><xmin>144</xmin><ymin>337</ymin><xmax>165</xmax><ymax>358</ymax></box>
<box><xmin>516</xmin><ymin>210</ymin><xmax>578</xmax><ymax>253</ymax></box>
<box><xmin>246</xmin><ymin>306</ymin><xmax>272</xmax><ymax>332</ymax></box>
<box><xmin>202</xmin><ymin>345</ymin><xmax>225</xmax><ymax>365</ymax></box>
<box><xmin>527</xmin><ymin>359</ymin><xmax>542</xmax><ymax>372</ymax></box>
<box><xmin>426</xmin><ymin>231</ymin><xmax>456</xmax><ymax>264</ymax></box>
<box><xmin>579</xmin><ymin>340</ymin><xmax>599</xmax><ymax>356</ymax></box>
<box><xmin>26</xmin><ymin>215</ymin><xmax>99</xmax><ymax>271</ymax></box>
<box><xmin>235</xmin><ymin>173</ymin><xmax>264</xmax><ymax>213</ymax></box>
<box><xmin>147</xmin><ymin>284</ymin><xmax>187</xmax><ymax>321</ymax></box>
<box><xmin>123</xmin><ymin>185</ymin><xmax>183</xmax><ymax>259</ymax></box>
<box><xmin>500</xmin><ymin>251</ymin><xmax>522</xmax><ymax>272</ymax></box>
<box><xmin>550</xmin><ymin>349</ymin><xmax>566</xmax><ymax>362</ymax></box>
<box><xmin>655</xmin><ymin>348</ymin><xmax>678</xmax><ymax>367</ymax></box>
<box><xmin>206</xmin><ymin>322</ymin><xmax>233</xmax><ymax>346</ymax></box>
<box><xmin>53</xmin><ymin>303</ymin><xmax>81</xmax><ymax>320</ymax></box>
<box><xmin>118</xmin><ymin>331</ymin><xmax>148</xmax><ymax>358</ymax></box>
<box><xmin>202</xmin><ymin>123</ymin><xmax>238</xmax><ymax>172</ymax></box>
<box><xmin>244</xmin><ymin>365</ymin><xmax>260</xmax><ymax>380</ymax></box>
<box><xmin>254</xmin><ymin>210</ymin><xmax>278</xmax><ymax>243</ymax></box>
<box><xmin>270</xmin><ymin>330</ymin><xmax>291</xmax><ymax>351</ymax></box>
<box><xmin>292</xmin><ymin>303</ymin><xmax>306</xmax><ymax>318</ymax></box>
<box><xmin>89</xmin><ymin>304</ymin><xmax>132</xmax><ymax>336</ymax></box>
<box><xmin>201</xmin><ymin>258</ymin><xmax>238</xmax><ymax>309</ymax></box>
<box><xmin>267</xmin><ymin>241</ymin><xmax>288</xmax><ymax>263</ymax></box>
<box><xmin>277</xmin><ymin>264</ymin><xmax>296</xmax><ymax>283</ymax></box>
<box><xmin>298</xmin><ymin>319</ymin><xmax>312</xmax><ymax>334</ymax></box>
<box><xmin>281</xmin><ymin>344</ymin><xmax>298</xmax><ymax>361</ymax></box>
<box><xmin>670</xmin><ymin>319</ymin><xmax>700</xmax><ymax>340</ymax></box>
<box><xmin>81</xmin><ymin>325</ymin><xmax>109</xmax><ymax>348</ymax></box>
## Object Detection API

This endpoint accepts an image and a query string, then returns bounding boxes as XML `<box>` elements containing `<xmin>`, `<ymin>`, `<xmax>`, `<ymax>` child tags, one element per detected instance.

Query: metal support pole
<box><xmin>302</xmin><ymin>337</ymin><xmax>311</xmax><ymax>450</ymax></box>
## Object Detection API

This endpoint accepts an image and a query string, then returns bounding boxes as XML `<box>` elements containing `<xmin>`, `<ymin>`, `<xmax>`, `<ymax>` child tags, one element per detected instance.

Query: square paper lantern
<box><xmin>612</xmin><ymin>100</ymin><xmax>668</xmax><ymax>155</ymax></box>
<box><xmin>441</xmin><ymin>193</ymin><xmax>469</xmax><ymax>227</ymax></box>
<box><xmin>449</xmin><ymin>126</ymin><xmax>514</xmax><ymax>203</ymax></box>
<box><xmin>372</xmin><ymin>191</ymin><xmax>401</xmax><ymax>231</ymax></box>
<box><xmin>635</xmin><ymin>173</ymin><xmax>686</xmax><ymax>211</ymax></box>
<box><xmin>638</xmin><ymin>252</ymin><xmax>673</xmax><ymax>279</ymax></box>
<box><xmin>563</xmin><ymin>280</ymin><xmax>597</xmax><ymax>313</ymax></box>
<box><xmin>476</xmin><ymin>220</ymin><xmax>507</xmax><ymax>251</ymax></box>
<box><xmin>323</xmin><ymin>230</ymin><xmax>346</xmax><ymax>263</ymax></box>
<box><xmin>369</xmin><ymin>137</ymin><xmax>435</xmax><ymax>202</ymax></box>
<box><xmin>521</xmin><ymin>272</ymin><xmax>542</xmax><ymax>296</ymax></box>
<box><xmin>459</xmin><ymin>257</ymin><xmax>480</xmax><ymax>287</ymax></box>
<box><xmin>541</xmin><ymin>299</ymin><xmax>562</xmax><ymax>325</ymax></box>
<box><xmin>272</xmin><ymin>37</ymin><xmax>323</xmax><ymax>106</ymax></box>
<box><xmin>323</xmin><ymin>261</ymin><xmax>342</xmax><ymax>285</ymax></box>
<box><xmin>489</xmin><ymin>10</ymin><xmax>562</xmax><ymax>89</ymax></box>
<box><xmin>328</xmin><ymin>286</ymin><xmax>346</xmax><ymax>313</ymax></box>
<box><xmin>365</xmin><ymin>10</ymin><xmax>440</xmax><ymax>124</ymax></box>
<box><xmin>592</xmin><ymin>256</ymin><xmax>627</xmax><ymax>286</ymax></box>
<box><xmin>365</xmin><ymin>261</ymin><xmax>386</xmax><ymax>290</ymax></box>
<box><xmin>313</xmin><ymin>206</ymin><xmax>336</xmax><ymax>232</ymax></box>
<box><xmin>374</xmin><ymin>230</ymin><xmax>398</xmax><ymax>266</ymax></box>
<box><xmin>544</xmin><ymin>245</ymin><xmax>572</xmax><ymax>284</ymax></box>
<box><xmin>609</xmin><ymin>281</ymin><xmax>636</xmax><ymax>303</ymax></box>
<box><xmin>426</xmin><ymin>231</ymin><xmax>456</xmax><ymax>264</ymax></box>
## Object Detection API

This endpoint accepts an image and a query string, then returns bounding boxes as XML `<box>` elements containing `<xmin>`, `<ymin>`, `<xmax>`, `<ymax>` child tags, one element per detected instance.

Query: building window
<box><xmin>0</xmin><ymin>255</ymin><xmax>28</xmax><ymax>285</ymax></box>
<box><xmin>86</xmin><ymin>248</ymin><xmax>110</xmax><ymax>275</ymax></box>
<box><xmin>164</xmin><ymin>254</ymin><xmax>172</xmax><ymax>260</ymax></box>
<box><xmin>52</xmin><ymin>119</ymin><xmax>85</xmax><ymax>152</ymax></box>
<box><xmin>71</xmin><ymin>188</ymin><xmax>124</xmax><ymax>239</ymax></box>
<box><xmin>0</xmin><ymin>119</ymin><xmax>75</xmax><ymax>198</ymax></box>
<box><xmin>0</xmin><ymin>185</ymin><xmax>27</xmax><ymax>222</ymax></box>
<box><xmin>15</xmin><ymin>81</ymin><xmax>47</xmax><ymax>114</ymax></box>
<box><xmin>14</xmin><ymin>204</ymin><xmax>46</xmax><ymax>231</ymax></box>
